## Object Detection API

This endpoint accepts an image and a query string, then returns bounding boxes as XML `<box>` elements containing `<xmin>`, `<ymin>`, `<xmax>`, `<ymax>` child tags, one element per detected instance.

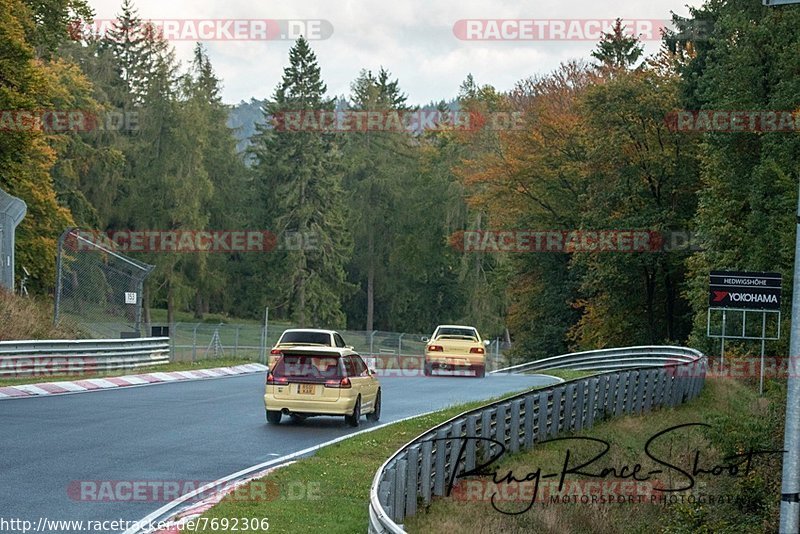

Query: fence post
<box><xmin>192</xmin><ymin>323</ymin><xmax>199</xmax><ymax>362</ymax></box>
<box><xmin>234</xmin><ymin>325</ymin><xmax>240</xmax><ymax>357</ymax></box>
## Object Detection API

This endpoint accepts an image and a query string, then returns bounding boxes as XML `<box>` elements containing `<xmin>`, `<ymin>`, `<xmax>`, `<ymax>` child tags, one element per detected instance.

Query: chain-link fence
<box><xmin>162</xmin><ymin>322</ymin><xmax>510</xmax><ymax>371</ymax></box>
<box><xmin>54</xmin><ymin>228</ymin><xmax>154</xmax><ymax>337</ymax></box>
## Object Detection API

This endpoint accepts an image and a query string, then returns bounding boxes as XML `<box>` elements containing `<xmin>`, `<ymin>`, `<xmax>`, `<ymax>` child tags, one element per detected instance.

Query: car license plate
<box><xmin>299</xmin><ymin>384</ymin><xmax>315</xmax><ymax>395</ymax></box>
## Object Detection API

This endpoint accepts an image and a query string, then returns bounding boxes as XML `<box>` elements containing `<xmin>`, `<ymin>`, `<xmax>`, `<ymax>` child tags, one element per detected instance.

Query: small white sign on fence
<box><xmin>124</xmin><ymin>292</ymin><xmax>137</xmax><ymax>304</ymax></box>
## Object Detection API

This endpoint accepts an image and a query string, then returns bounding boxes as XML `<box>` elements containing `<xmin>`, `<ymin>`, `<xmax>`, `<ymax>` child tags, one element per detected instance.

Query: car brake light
<box><xmin>470</xmin><ymin>347</ymin><xmax>485</xmax><ymax>354</ymax></box>
<box><xmin>270</xmin><ymin>349</ymin><xmax>282</xmax><ymax>355</ymax></box>
<box><xmin>428</xmin><ymin>345</ymin><xmax>443</xmax><ymax>352</ymax></box>
<box><xmin>266</xmin><ymin>372</ymin><xmax>288</xmax><ymax>385</ymax></box>
<box><xmin>324</xmin><ymin>377</ymin><xmax>351</xmax><ymax>388</ymax></box>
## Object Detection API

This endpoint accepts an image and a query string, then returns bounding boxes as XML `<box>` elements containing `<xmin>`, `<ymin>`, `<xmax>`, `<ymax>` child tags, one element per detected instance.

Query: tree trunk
<box><xmin>194</xmin><ymin>290</ymin><xmax>203</xmax><ymax>320</ymax></box>
<box><xmin>366</xmin><ymin>229</ymin><xmax>374</xmax><ymax>331</ymax></box>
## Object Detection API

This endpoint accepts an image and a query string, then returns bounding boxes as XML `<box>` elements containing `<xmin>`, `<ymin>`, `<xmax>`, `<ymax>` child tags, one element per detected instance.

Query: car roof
<box><xmin>279</xmin><ymin>346</ymin><xmax>355</xmax><ymax>357</ymax></box>
<box><xmin>435</xmin><ymin>325</ymin><xmax>477</xmax><ymax>330</ymax></box>
<box><xmin>280</xmin><ymin>328</ymin><xmax>338</xmax><ymax>335</ymax></box>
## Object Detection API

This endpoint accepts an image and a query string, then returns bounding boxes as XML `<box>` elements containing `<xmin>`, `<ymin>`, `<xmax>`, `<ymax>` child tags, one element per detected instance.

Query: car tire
<box><xmin>345</xmin><ymin>397</ymin><xmax>361</xmax><ymax>427</ymax></box>
<box><xmin>475</xmin><ymin>366</ymin><xmax>485</xmax><ymax>378</ymax></box>
<box><xmin>266</xmin><ymin>409</ymin><xmax>282</xmax><ymax>424</ymax></box>
<box><xmin>367</xmin><ymin>390</ymin><xmax>381</xmax><ymax>422</ymax></box>
<box><xmin>290</xmin><ymin>414</ymin><xmax>307</xmax><ymax>424</ymax></box>
<box><xmin>424</xmin><ymin>362</ymin><xmax>432</xmax><ymax>377</ymax></box>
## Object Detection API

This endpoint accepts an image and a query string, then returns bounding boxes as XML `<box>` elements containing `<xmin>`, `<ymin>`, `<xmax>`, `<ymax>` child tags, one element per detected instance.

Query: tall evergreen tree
<box><xmin>250</xmin><ymin>37</ymin><xmax>352</xmax><ymax>327</ymax></box>
<box><xmin>591</xmin><ymin>19</ymin><xmax>644</xmax><ymax>74</ymax></box>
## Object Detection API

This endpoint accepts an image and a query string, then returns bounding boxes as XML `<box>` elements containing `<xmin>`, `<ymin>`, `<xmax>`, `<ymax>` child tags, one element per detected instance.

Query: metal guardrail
<box><xmin>492</xmin><ymin>345</ymin><xmax>700</xmax><ymax>374</ymax></box>
<box><xmin>0</xmin><ymin>337</ymin><xmax>170</xmax><ymax>377</ymax></box>
<box><xmin>368</xmin><ymin>346</ymin><xmax>706</xmax><ymax>533</ymax></box>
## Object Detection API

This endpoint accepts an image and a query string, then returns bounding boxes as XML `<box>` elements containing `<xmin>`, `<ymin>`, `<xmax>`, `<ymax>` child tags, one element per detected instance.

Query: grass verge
<box><xmin>405</xmin><ymin>377</ymin><xmax>785</xmax><ymax>534</ymax></box>
<box><xmin>191</xmin><ymin>390</ymin><xmax>540</xmax><ymax>534</ymax></box>
<box><xmin>0</xmin><ymin>358</ymin><xmax>257</xmax><ymax>387</ymax></box>
<box><xmin>533</xmin><ymin>369</ymin><xmax>598</xmax><ymax>381</ymax></box>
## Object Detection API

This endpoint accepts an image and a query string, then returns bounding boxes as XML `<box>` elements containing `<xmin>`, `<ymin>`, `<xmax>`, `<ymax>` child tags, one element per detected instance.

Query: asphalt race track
<box><xmin>0</xmin><ymin>372</ymin><xmax>557</xmax><ymax>533</ymax></box>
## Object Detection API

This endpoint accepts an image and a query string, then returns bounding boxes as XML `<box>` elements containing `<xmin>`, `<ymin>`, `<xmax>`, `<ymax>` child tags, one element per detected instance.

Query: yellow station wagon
<box><xmin>264</xmin><ymin>346</ymin><xmax>381</xmax><ymax>427</ymax></box>
<box><xmin>423</xmin><ymin>324</ymin><xmax>489</xmax><ymax>378</ymax></box>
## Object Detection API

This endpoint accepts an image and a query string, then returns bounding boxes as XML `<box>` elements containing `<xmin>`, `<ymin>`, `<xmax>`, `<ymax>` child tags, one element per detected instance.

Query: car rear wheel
<box><xmin>475</xmin><ymin>365</ymin><xmax>485</xmax><ymax>378</ymax></box>
<box><xmin>367</xmin><ymin>390</ymin><xmax>381</xmax><ymax>422</ymax></box>
<box><xmin>424</xmin><ymin>362</ymin><xmax>433</xmax><ymax>376</ymax></box>
<box><xmin>266</xmin><ymin>409</ymin><xmax>282</xmax><ymax>424</ymax></box>
<box><xmin>345</xmin><ymin>397</ymin><xmax>361</xmax><ymax>427</ymax></box>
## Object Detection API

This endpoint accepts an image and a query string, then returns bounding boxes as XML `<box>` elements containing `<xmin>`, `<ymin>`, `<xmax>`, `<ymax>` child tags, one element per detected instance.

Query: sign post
<box><xmin>707</xmin><ymin>271</ymin><xmax>782</xmax><ymax>395</ymax></box>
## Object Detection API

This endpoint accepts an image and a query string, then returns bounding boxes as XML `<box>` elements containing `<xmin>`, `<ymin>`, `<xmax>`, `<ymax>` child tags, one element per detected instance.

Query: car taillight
<box><xmin>270</xmin><ymin>349</ymin><xmax>282</xmax><ymax>355</ymax></box>
<box><xmin>324</xmin><ymin>377</ymin><xmax>351</xmax><ymax>388</ymax></box>
<box><xmin>266</xmin><ymin>372</ymin><xmax>288</xmax><ymax>385</ymax></box>
<box><xmin>428</xmin><ymin>345</ymin><xmax>443</xmax><ymax>352</ymax></box>
<box><xmin>470</xmin><ymin>347</ymin><xmax>485</xmax><ymax>354</ymax></box>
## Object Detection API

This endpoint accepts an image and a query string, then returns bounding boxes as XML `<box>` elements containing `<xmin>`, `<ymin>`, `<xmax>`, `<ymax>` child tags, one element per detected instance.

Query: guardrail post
<box><xmin>393</xmin><ymin>456</ymin><xmax>407</xmax><ymax>523</ymax></box>
<box><xmin>481</xmin><ymin>410</ymin><xmax>493</xmax><ymax>462</ymax></box>
<box><xmin>537</xmin><ymin>390</ymin><xmax>549</xmax><ymax>442</ymax></box>
<box><xmin>420</xmin><ymin>439</ymin><xmax>433</xmax><ymax>504</ymax></box>
<box><xmin>381</xmin><ymin>465</ymin><xmax>396</xmax><ymax>520</ymax></box>
<box><xmin>625</xmin><ymin>370</ymin><xmax>638</xmax><ymax>414</ymax></box>
<box><xmin>405</xmin><ymin>446</ymin><xmax>420</xmax><ymax>517</ymax></box>
<box><xmin>614</xmin><ymin>373</ymin><xmax>626</xmax><ymax>416</ymax></box>
<box><xmin>465</xmin><ymin>414</ymin><xmax>478</xmax><ymax>471</ymax></box>
<box><xmin>585</xmin><ymin>377</ymin><xmax>598</xmax><ymax>429</ymax></box>
<box><xmin>509</xmin><ymin>400</ymin><xmax>521</xmax><ymax>453</ymax></box>
<box><xmin>564</xmin><ymin>383</ymin><xmax>576</xmax><ymax>432</ymax></box>
<box><xmin>433</xmin><ymin>427</ymin><xmax>448</xmax><ymax>497</ymax></box>
<box><xmin>574</xmin><ymin>381</ymin><xmax>586</xmax><ymax>431</ymax></box>
<box><xmin>551</xmin><ymin>386</ymin><xmax>563</xmax><ymax>437</ymax></box>
<box><xmin>496</xmin><ymin>404</ymin><xmax>507</xmax><ymax>449</ymax></box>
<box><xmin>634</xmin><ymin>370</ymin><xmax>647</xmax><ymax>415</ymax></box>
<box><xmin>523</xmin><ymin>396</ymin><xmax>535</xmax><ymax>448</ymax></box>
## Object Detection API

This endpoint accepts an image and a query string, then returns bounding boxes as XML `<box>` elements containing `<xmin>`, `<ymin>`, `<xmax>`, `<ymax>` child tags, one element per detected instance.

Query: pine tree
<box><xmin>250</xmin><ymin>37</ymin><xmax>352</xmax><ymax>327</ymax></box>
<box><xmin>590</xmin><ymin>19</ymin><xmax>644</xmax><ymax>74</ymax></box>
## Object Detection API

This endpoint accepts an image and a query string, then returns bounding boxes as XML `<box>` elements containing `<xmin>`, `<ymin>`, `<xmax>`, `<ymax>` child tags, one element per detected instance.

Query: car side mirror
<box><xmin>421</xmin><ymin>337</ymin><xmax>429</xmax><ymax>342</ymax></box>
<box><xmin>484</xmin><ymin>340</ymin><xmax>491</xmax><ymax>346</ymax></box>
<box><xmin>346</xmin><ymin>345</ymin><xmax>354</xmax><ymax>350</ymax></box>
<box><xmin>369</xmin><ymin>368</ymin><xmax>376</xmax><ymax>376</ymax></box>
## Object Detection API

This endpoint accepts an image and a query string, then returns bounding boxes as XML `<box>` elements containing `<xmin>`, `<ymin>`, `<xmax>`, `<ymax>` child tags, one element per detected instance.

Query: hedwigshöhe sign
<box><xmin>709</xmin><ymin>271</ymin><xmax>782</xmax><ymax>310</ymax></box>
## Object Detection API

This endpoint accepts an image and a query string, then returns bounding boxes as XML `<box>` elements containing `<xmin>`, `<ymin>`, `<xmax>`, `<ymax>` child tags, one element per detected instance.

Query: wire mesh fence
<box><xmin>161</xmin><ymin>322</ymin><xmax>510</xmax><ymax>371</ymax></box>
<box><xmin>54</xmin><ymin>228</ymin><xmax>154</xmax><ymax>336</ymax></box>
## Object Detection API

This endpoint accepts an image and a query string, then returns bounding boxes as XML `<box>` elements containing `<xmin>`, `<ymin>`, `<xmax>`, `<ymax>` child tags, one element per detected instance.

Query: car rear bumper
<box><xmin>263</xmin><ymin>394</ymin><xmax>356</xmax><ymax>416</ymax></box>
<box><xmin>425</xmin><ymin>355</ymin><xmax>485</xmax><ymax>369</ymax></box>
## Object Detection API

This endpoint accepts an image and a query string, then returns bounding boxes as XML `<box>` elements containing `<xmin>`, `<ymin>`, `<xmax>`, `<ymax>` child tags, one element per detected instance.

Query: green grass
<box><xmin>534</xmin><ymin>369</ymin><xmax>598</xmax><ymax>381</ymax></box>
<box><xmin>0</xmin><ymin>357</ymin><xmax>257</xmax><ymax>387</ymax></box>
<box><xmin>405</xmin><ymin>377</ymin><xmax>785</xmax><ymax>534</ymax></box>
<box><xmin>191</xmin><ymin>389</ymin><xmax>544</xmax><ymax>534</ymax></box>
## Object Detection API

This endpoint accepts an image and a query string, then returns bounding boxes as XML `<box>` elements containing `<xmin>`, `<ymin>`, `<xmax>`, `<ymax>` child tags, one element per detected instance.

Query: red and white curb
<box><xmin>0</xmin><ymin>363</ymin><xmax>268</xmax><ymax>400</ymax></box>
<box><xmin>148</xmin><ymin>464</ymin><xmax>293</xmax><ymax>534</ymax></box>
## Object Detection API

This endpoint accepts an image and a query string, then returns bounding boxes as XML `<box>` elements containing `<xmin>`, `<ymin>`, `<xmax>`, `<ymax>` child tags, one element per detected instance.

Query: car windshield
<box><xmin>278</xmin><ymin>331</ymin><xmax>331</xmax><ymax>345</ymax></box>
<box><xmin>273</xmin><ymin>355</ymin><xmax>342</xmax><ymax>381</ymax></box>
<box><xmin>435</xmin><ymin>328</ymin><xmax>477</xmax><ymax>340</ymax></box>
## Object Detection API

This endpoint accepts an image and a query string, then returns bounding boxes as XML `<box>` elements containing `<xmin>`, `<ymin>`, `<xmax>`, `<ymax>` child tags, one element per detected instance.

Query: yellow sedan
<box><xmin>423</xmin><ymin>324</ymin><xmax>489</xmax><ymax>378</ymax></box>
<box><xmin>264</xmin><ymin>347</ymin><xmax>381</xmax><ymax>427</ymax></box>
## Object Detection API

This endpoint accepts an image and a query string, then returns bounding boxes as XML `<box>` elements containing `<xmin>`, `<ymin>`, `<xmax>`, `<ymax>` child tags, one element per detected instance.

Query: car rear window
<box><xmin>273</xmin><ymin>355</ymin><xmax>342</xmax><ymax>381</ymax></box>
<box><xmin>279</xmin><ymin>331</ymin><xmax>331</xmax><ymax>345</ymax></box>
<box><xmin>436</xmin><ymin>328</ymin><xmax>477</xmax><ymax>339</ymax></box>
